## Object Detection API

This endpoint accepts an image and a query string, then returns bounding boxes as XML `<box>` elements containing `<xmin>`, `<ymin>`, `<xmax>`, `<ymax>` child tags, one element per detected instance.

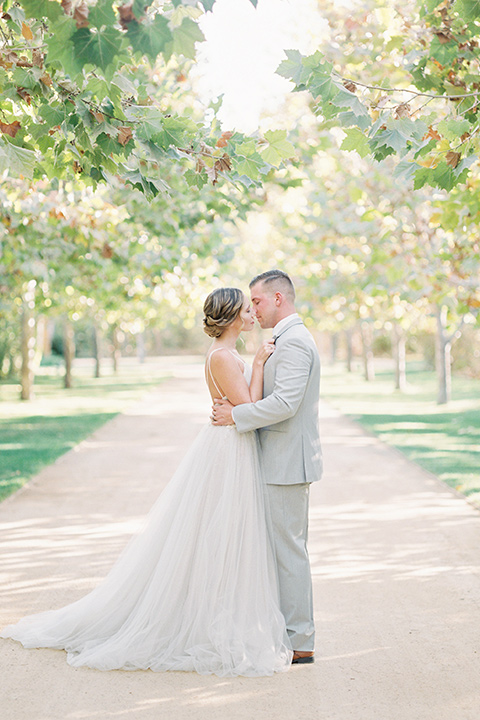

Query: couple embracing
<box><xmin>1</xmin><ymin>270</ymin><xmax>322</xmax><ymax>677</ymax></box>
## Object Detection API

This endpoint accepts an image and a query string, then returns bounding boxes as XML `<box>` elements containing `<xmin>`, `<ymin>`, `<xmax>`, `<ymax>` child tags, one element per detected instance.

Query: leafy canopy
<box><xmin>277</xmin><ymin>0</ymin><xmax>480</xmax><ymax>193</ymax></box>
<box><xmin>0</xmin><ymin>0</ymin><xmax>285</xmax><ymax>196</ymax></box>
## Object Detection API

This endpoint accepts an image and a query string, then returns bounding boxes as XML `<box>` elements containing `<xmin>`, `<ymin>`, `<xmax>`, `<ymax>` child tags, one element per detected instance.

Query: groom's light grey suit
<box><xmin>232</xmin><ymin>315</ymin><xmax>322</xmax><ymax>651</ymax></box>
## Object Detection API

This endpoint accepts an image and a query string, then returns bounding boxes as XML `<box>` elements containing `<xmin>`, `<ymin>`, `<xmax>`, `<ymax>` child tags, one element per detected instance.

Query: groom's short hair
<box><xmin>249</xmin><ymin>270</ymin><xmax>295</xmax><ymax>301</ymax></box>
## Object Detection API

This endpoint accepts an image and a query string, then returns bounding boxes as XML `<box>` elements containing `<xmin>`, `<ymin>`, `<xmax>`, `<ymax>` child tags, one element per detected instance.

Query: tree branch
<box><xmin>333</xmin><ymin>72</ymin><xmax>480</xmax><ymax>100</ymax></box>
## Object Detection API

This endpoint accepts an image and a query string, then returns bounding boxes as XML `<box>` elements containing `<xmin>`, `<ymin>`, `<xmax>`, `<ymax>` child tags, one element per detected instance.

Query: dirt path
<box><xmin>1</xmin><ymin>358</ymin><xmax>480</xmax><ymax>720</ymax></box>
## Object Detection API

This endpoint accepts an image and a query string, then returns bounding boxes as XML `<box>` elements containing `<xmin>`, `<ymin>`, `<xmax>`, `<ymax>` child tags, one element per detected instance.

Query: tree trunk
<box><xmin>329</xmin><ymin>332</ymin><xmax>338</xmax><ymax>365</ymax></box>
<box><xmin>360</xmin><ymin>321</ymin><xmax>375</xmax><ymax>381</ymax></box>
<box><xmin>92</xmin><ymin>324</ymin><xmax>101</xmax><ymax>378</ymax></box>
<box><xmin>112</xmin><ymin>324</ymin><xmax>121</xmax><ymax>373</ymax></box>
<box><xmin>154</xmin><ymin>328</ymin><xmax>164</xmax><ymax>356</ymax></box>
<box><xmin>137</xmin><ymin>330</ymin><xmax>146</xmax><ymax>364</ymax></box>
<box><xmin>20</xmin><ymin>280</ymin><xmax>36</xmax><ymax>400</ymax></box>
<box><xmin>0</xmin><ymin>336</ymin><xmax>8</xmax><ymax>378</ymax></box>
<box><xmin>392</xmin><ymin>324</ymin><xmax>407</xmax><ymax>392</ymax></box>
<box><xmin>6</xmin><ymin>349</ymin><xmax>16</xmax><ymax>378</ymax></box>
<box><xmin>36</xmin><ymin>314</ymin><xmax>54</xmax><ymax>366</ymax></box>
<box><xmin>345</xmin><ymin>328</ymin><xmax>353</xmax><ymax>372</ymax></box>
<box><xmin>38</xmin><ymin>316</ymin><xmax>55</xmax><ymax>357</ymax></box>
<box><xmin>435</xmin><ymin>305</ymin><xmax>451</xmax><ymax>405</ymax></box>
<box><xmin>64</xmin><ymin>319</ymin><xmax>75</xmax><ymax>389</ymax></box>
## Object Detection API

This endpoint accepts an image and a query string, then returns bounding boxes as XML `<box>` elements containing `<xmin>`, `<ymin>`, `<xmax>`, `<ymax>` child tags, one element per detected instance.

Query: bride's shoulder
<box><xmin>207</xmin><ymin>348</ymin><xmax>244</xmax><ymax>372</ymax></box>
<box><xmin>207</xmin><ymin>347</ymin><xmax>234</xmax><ymax>364</ymax></box>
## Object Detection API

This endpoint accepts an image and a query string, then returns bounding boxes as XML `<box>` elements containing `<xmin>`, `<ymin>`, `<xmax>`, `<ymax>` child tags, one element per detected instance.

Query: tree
<box><xmin>277</xmin><ymin>0</ymin><xmax>479</xmax><ymax>193</ymax></box>
<box><xmin>0</xmin><ymin>0</ymin><xmax>292</xmax><ymax>194</ymax></box>
<box><xmin>0</xmin><ymin>136</ymin><xmax>265</xmax><ymax>395</ymax></box>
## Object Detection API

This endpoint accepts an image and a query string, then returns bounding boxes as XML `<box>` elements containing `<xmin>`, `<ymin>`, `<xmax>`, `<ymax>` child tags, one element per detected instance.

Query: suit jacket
<box><xmin>232</xmin><ymin>317</ymin><xmax>322</xmax><ymax>485</ymax></box>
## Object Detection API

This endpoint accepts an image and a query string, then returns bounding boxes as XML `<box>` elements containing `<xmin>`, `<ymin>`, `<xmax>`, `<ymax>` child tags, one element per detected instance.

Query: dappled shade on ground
<box><xmin>1</xmin><ymin>360</ymin><xmax>480</xmax><ymax>719</ymax></box>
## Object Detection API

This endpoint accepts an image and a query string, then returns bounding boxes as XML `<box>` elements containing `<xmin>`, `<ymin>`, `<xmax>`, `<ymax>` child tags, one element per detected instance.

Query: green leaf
<box><xmin>453</xmin><ymin>0</ymin><xmax>480</xmax><ymax>20</ymax></box>
<box><xmin>36</xmin><ymin>134</ymin><xmax>55</xmax><ymax>153</ymax></box>
<box><xmin>455</xmin><ymin>154</ymin><xmax>477</xmax><ymax>174</ymax></box>
<box><xmin>332</xmin><ymin>85</ymin><xmax>369</xmax><ymax>117</ymax></box>
<box><xmin>199</xmin><ymin>0</ymin><xmax>216</xmax><ymax>10</ymax></box>
<box><xmin>307</xmin><ymin>68</ymin><xmax>338</xmax><ymax>102</ymax></box>
<box><xmin>89</xmin><ymin>165</ymin><xmax>106</xmax><ymax>183</ymax></box>
<box><xmin>73</xmin><ymin>26</ymin><xmax>124</xmax><ymax>74</ymax></box>
<box><xmin>122</xmin><ymin>169</ymin><xmax>167</xmax><ymax>199</ymax></box>
<box><xmin>45</xmin><ymin>15</ymin><xmax>76</xmax><ymax>71</ymax></box>
<box><xmin>372</xmin><ymin>126</ymin><xmax>410</xmax><ymax>153</ymax></box>
<box><xmin>21</xmin><ymin>0</ymin><xmax>62</xmax><ymax>21</ymax></box>
<box><xmin>276</xmin><ymin>49</ymin><xmax>304</xmax><ymax>85</ymax></box>
<box><xmin>172</xmin><ymin>17</ymin><xmax>205</xmax><ymax>59</ymax></box>
<box><xmin>437</xmin><ymin>118</ymin><xmax>471</xmax><ymax>141</ymax></box>
<box><xmin>155</xmin><ymin>116</ymin><xmax>198</xmax><ymax>150</ymax></box>
<box><xmin>371</xmin><ymin>118</ymin><xmax>426</xmax><ymax>155</ymax></box>
<box><xmin>39</xmin><ymin>104</ymin><xmax>67</xmax><ymax>126</ymax></box>
<box><xmin>413</xmin><ymin>157</ymin><xmax>474</xmax><ymax>191</ymax></box>
<box><xmin>12</xmin><ymin>66</ymin><xmax>41</xmax><ymax>91</ymax></box>
<box><xmin>236</xmin><ymin>157</ymin><xmax>261</xmax><ymax>180</ymax></box>
<box><xmin>184</xmin><ymin>168</ymin><xmax>208</xmax><ymax>188</ymax></box>
<box><xmin>129</xmin><ymin>107</ymin><xmax>165</xmax><ymax>142</ymax></box>
<box><xmin>393</xmin><ymin>159</ymin><xmax>418</xmax><ymax>182</ymax></box>
<box><xmin>424</xmin><ymin>0</ymin><xmax>445</xmax><ymax>11</ymax></box>
<box><xmin>132</xmin><ymin>0</ymin><xmax>154</xmax><ymax>19</ymax></box>
<box><xmin>95</xmin><ymin>132</ymin><xmax>122</xmax><ymax>156</ymax></box>
<box><xmin>126</xmin><ymin>16</ymin><xmax>172</xmax><ymax>62</ymax></box>
<box><xmin>85</xmin><ymin>76</ymin><xmax>112</xmax><ymax>102</ymax></box>
<box><xmin>337</xmin><ymin>110</ymin><xmax>371</xmax><ymax>131</ymax></box>
<box><xmin>371</xmin><ymin>144</ymin><xmax>395</xmax><ymax>162</ymax></box>
<box><xmin>340</xmin><ymin>127</ymin><xmax>370</xmax><ymax>157</ymax></box>
<box><xmin>432</xmin><ymin>162</ymin><xmax>457</xmax><ymax>191</ymax></box>
<box><xmin>89</xmin><ymin>0</ymin><xmax>116</xmax><ymax>29</ymax></box>
<box><xmin>259</xmin><ymin>130</ymin><xmax>295</xmax><ymax>167</ymax></box>
<box><xmin>4</xmin><ymin>4</ymin><xmax>25</xmax><ymax>24</ymax></box>
<box><xmin>29</xmin><ymin>121</ymin><xmax>51</xmax><ymax>141</ymax></box>
<box><xmin>429</xmin><ymin>36</ymin><xmax>459</xmax><ymax>66</ymax></box>
<box><xmin>0</xmin><ymin>138</ymin><xmax>36</xmax><ymax>179</ymax></box>
<box><xmin>235</xmin><ymin>140</ymin><xmax>257</xmax><ymax>157</ymax></box>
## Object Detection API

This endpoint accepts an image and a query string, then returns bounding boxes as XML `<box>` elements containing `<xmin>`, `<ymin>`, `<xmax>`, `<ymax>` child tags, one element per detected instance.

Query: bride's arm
<box><xmin>249</xmin><ymin>340</ymin><xmax>275</xmax><ymax>402</ymax></box>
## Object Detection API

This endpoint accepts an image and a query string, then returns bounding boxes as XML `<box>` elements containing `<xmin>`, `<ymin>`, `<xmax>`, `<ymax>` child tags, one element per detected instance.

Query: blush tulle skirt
<box><xmin>1</xmin><ymin>423</ymin><xmax>292</xmax><ymax>676</ymax></box>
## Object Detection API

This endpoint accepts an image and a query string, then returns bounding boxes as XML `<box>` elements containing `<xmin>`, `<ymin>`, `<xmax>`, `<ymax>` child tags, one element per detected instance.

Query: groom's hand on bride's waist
<box><xmin>211</xmin><ymin>398</ymin><xmax>235</xmax><ymax>426</ymax></box>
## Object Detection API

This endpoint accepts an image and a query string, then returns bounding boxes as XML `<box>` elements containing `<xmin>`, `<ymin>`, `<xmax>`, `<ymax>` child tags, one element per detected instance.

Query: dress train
<box><xmin>1</xmin><ymin>369</ymin><xmax>292</xmax><ymax>676</ymax></box>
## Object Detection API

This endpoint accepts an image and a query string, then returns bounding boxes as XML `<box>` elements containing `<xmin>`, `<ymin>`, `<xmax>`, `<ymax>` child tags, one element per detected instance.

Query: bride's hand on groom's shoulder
<box><xmin>253</xmin><ymin>339</ymin><xmax>275</xmax><ymax>367</ymax></box>
<box><xmin>211</xmin><ymin>398</ymin><xmax>235</xmax><ymax>426</ymax></box>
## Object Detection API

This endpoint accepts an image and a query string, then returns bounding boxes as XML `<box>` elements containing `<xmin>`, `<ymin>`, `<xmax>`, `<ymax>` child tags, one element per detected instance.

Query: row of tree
<box><xmin>1</xmin><ymin>0</ymin><xmax>479</xmax><ymax>406</ymax></box>
<box><xmin>269</xmin><ymin>0</ymin><xmax>480</xmax><ymax>403</ymax></box>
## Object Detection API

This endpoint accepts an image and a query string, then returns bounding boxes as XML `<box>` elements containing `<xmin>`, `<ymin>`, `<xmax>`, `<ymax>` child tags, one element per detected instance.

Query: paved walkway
<box><xmin>1</xmin><ymin>358</ymin><xmax>480</xmax><ymax>720</ymax></box>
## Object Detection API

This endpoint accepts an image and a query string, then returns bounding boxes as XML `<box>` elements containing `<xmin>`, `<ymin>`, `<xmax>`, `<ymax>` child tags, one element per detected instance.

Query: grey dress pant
<box><xmin>266</xmin><ymin>482</ymin><xmax>315</xmax><ymax>652</ymax></box>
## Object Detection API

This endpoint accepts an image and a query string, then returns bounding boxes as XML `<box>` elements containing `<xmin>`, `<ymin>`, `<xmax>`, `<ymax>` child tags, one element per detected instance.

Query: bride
<box><xmin>1</xmin><ymin>287</ymin><xmax>293</xmax><ymax>677</ymax></box>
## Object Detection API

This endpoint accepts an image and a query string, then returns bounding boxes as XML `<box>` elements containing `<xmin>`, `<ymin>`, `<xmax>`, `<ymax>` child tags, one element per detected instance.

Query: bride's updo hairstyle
<box><xmin>203</xmin><ymin>287</ymin><xmax>244</xmax><ymax>338</ymax></box>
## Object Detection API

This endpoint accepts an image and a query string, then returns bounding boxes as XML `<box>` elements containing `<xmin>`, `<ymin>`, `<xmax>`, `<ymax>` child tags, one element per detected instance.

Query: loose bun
<box><xmin>203</xmin><ymin>288</ymin><xmax>244</xmax><ymax>338</ymax></box>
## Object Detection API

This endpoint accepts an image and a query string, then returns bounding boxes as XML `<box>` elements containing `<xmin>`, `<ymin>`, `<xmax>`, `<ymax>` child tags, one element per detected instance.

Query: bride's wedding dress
<box><xmin>1</xmin><ymin>356</ymin><xmax>292</xmax><ymax>676</ymax></box>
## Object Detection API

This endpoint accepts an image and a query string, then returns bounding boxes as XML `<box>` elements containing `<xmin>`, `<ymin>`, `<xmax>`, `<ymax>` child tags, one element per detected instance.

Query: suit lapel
<box><xmin>263</xmin><ymin>318</ymin><xmax>303</xmax><ymax>396</ymax></box>
<box><xmin>274</xmin><ymin>318</ymin><xmax>303</xmax><ymax>342</ymax></box>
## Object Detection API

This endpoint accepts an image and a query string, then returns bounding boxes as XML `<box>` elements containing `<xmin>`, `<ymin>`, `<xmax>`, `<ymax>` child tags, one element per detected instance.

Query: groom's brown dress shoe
<box><xmin>292</xmin><ymin>651</ymin><xmax>314</xmax><ymax>664</ymax></box>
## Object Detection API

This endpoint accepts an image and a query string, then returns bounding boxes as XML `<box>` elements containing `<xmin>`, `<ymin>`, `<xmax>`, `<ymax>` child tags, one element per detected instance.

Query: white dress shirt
<box><xmin>272</xmin><ymin>313</ymin><xmax>300</xmax><ymax>339</ymax></box>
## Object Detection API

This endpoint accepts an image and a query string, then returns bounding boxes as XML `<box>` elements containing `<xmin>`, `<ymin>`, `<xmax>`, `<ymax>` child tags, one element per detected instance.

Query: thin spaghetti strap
<box><xmin>206</xmin><ymin>348</ymin><xmax>226</xmax><ymax>398</ymax></box>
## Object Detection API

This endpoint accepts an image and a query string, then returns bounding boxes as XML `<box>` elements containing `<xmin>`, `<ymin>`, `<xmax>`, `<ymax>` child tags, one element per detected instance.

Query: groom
<box><xmin>212</xmin><ymin>270</ymin><xmax>322</xmax><ymax>664</ymax></box>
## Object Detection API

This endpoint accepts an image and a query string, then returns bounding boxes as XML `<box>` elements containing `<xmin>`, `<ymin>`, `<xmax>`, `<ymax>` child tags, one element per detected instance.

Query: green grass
<box><xmin>321</xmin><ymin>361</ymin><xmax>480</xmax><ymax>507</ymax></box>
<box><xmin>0</xmin><ymin>358</ymin><xmax>173</xmax><ymax>502</ymax></box>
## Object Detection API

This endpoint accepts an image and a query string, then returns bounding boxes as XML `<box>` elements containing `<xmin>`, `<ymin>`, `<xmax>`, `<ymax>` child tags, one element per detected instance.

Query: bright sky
<box><xmin>195</xmin><ymin>0</ymin><xmax>328</xmax><ymax>133</ymax></box>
